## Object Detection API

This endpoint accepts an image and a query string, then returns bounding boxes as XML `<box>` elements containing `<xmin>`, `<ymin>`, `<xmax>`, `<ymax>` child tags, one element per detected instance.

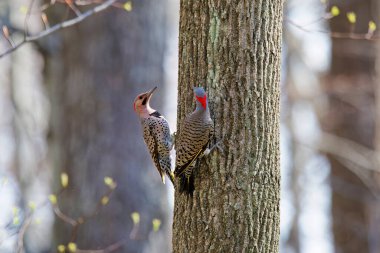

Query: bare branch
<box><xmin>0</xmin><ymin>0</ymin><xmax>117</xmax><ymax>59</ymax></box>
<box><xmin>16</xmin><ymin>215</ymin><xmax>32</xmax><ymax>253</ymax></box>
<box><xmin>2</xmin><ymin>26</ymin><xmax>14</xmax><ymax>47</ymax></box>
<box><xmin>285</xmin><ymin>18</ymin><xmax>380</xmax><ymax>41</ymax></box>
<box><xmin>317</xmin><ymin>132</ymin><xmax>379</xmax><ymax>172</ymax></box>
<box><xmin>129</xmin><ymin>223</ymin><xmax>140</xmax><ymax>240</ymax></box>
<box><xmin>298</xmin><ymin>131</ymin><xmax>380</xmax><ymax>196</ymax></box>
<box><xmin>298</xmin><ymin>131</ymin><xmax>379</xmax><ymax>172</ymax></box>
<box><xmin>65</xmin><ymin>0</ymin><xmax>82</xmax><ymax>16</ymax></box>
<box><xmin>82</xmin><ymin>182</ymin><xmax>116</xmax><ymax>220</ymax></box>
<box><xmin>335</xmin><ymin>157</ymin><xmax>380</xmax><ymax>198</ymax></box>
<box><xmin>52</xmin><ymin>205</ymin><xmax>78</xmax><ymax>226</ymax></box>
<box><xmin>23</xmin><ymin>0</ymin><xmax>36</xmax><ymax>39</ymax></box>
<box><xmin>2</xmin><ymin>179</ymin><xmax>119</xmax><ymax>252</ymax></box>
<box><xmin>41</xmin><ymin>13</ymin><xmax>50</xmax><ymax>29</ymax></box>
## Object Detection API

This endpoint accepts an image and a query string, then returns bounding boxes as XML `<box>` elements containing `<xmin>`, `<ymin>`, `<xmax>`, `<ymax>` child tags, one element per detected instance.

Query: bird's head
<box><xmin>194</xmin><ymin>86</ymin><xmax>207</xmax><ymax>110</ymax></box>
<box><xmin>133</xmin><ymin>86</ymin><xmax>157</xmax><ymax>116</ymax></box>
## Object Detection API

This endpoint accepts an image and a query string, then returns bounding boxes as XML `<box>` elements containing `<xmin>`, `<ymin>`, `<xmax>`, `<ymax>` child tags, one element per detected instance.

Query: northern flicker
<box><xmin>134</xmin><ymin>86</ymin><xmax>175</xmax><ymax>185</ymax></box>
<box><xmin>175</xmin><ymin>87</ymin><xmax>214</xmax><ymax>194</ymax></box>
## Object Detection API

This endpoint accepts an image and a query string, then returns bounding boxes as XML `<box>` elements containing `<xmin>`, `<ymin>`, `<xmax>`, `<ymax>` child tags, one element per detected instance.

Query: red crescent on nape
<box><xmin>196</xmin><ymin>95</ymin><xmax>207</xmax><ymax>109</ymax></box>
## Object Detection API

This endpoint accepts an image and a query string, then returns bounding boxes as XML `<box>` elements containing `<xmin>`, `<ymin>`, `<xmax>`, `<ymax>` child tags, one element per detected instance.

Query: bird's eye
<box><xmin>139</xmin><ymin>96</ymin><xmax>143</xmax><ymax>99</ymax></box>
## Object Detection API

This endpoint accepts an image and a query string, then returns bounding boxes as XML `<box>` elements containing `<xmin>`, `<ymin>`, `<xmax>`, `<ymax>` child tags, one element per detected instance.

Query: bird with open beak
<box><xmin>133</xmin><ymin>87</ymin><xmax>175</xmax><ymax>185</ymax></box>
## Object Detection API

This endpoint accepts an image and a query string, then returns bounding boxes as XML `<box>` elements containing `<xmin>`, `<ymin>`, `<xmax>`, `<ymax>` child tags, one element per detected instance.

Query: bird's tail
<box><xmin>159</xmin><ymin>156</ymin><xmax>175</xmax><ymax>186</ymax></box>
<box><xmin>178</xmin><ymin>172</ymin><xmax>194</xmax><ymax>195</ymax></box>
<box><xmin>167</xmin><ymin>171</ymin><xmax>175</xmax><ymax>186</ymax></box>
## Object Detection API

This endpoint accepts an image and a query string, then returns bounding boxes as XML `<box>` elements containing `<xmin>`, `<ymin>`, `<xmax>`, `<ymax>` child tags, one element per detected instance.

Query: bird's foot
<box><xmin>202</xmin><ymin>138</ymin><xmax>225</xmax><ymax>158</ymax></box>
<box><xmin>209</xmin><ymin>138</ymin><xmax>224</xmax><ymax>153</ymax></box>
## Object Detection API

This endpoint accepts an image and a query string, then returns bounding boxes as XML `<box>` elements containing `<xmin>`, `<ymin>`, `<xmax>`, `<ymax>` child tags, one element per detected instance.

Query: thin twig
<box><xmin>83</xmin><ymin>183</ymin><xmax>116</xmax><ymax>220</ymax></box>
<box><xmin>318</xmin><ymin>132</ymin><xmax>379</xmax><ymax>172</ymax></box>
<box><xmin>16</xmin><ymin>215</ymin><xmax>32</xmax><ymax>253</ymax></box>
<box><xmin>2</xmin><ymin>181</ymin><xmax>120</xmax><ymax>252</ymax></box>
<box><xmin>23</xmin><ymin>0</ymin><xmax>36</xmax><ymax>39</ymax></box>
<box><xmin>0</xmin><ymin>0</ymin><xmax>117</xmax><ymax>59</ymax></box>
<box><xmin>299</xmin><ymin>131</ymin><xmax>379</xmax><ymax>172</ymax></box>
<box><xmin>53</xmin><ymin>205</ymin><xmax>78</xmax><ymax>226</ymax></box>
<box><xmin>0</xmin><ymin>189</ymin><xmax>64</xmax><ymax>246</ymax></box>
<box><xmin>50</xmin><ymin>183</ymin><xmax>116</xmax><ymax>242</ymax></box>
<box><xmin>129</xmin><ymin>223</ymin><xmax>140</xmax><ymax>240</ymax></box>
<box><xmin>2</xmin><ymin>26</ymin><xmax>14</xmax><ymax>47</ymax></box>
<box><xmin>74</xmin><ymin>0</ymin><xmax>104</xmax><ymax>5</ymax></box>
<box><xmin>285</xmin><ymin>18</ymin><xmax>380</xmax><ymax>41</ymax></box>
<box><xmin>297</xmin><ymin>131</ymin><xmax>380</xmax><ymax>196</ymax></box>
<box><xmin>65</xmin><ymin>0</ymin><xmax>82</xmax><ymax>16</ymax></box>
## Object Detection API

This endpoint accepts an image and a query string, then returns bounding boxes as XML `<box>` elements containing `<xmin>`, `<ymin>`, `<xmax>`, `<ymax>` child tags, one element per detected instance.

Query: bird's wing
<box><xmin>174</xmin><ymin>142</ymin><xmax>209</xmax><ymax>176</ymax></box>
<box><xmin>143</xmin><ymin>119</ymin><xmax>165</xmax><ymax>183</ymax></box>
<box><xmin>150</xmin><ymin>112</ymin><xmax>173</xmax><ymax>151</ymax></box>
<box><xmin>174</xmin><ymin>117</ymin><xmax>213</xmax><ymax>176</ymax></box>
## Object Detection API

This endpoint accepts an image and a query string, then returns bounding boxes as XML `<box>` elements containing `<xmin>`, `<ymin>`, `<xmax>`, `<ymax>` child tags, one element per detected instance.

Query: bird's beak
<box><xmin>147</xmin><ymin>86</ymin><xmax>157</xmax><ymax>99</ymax></box>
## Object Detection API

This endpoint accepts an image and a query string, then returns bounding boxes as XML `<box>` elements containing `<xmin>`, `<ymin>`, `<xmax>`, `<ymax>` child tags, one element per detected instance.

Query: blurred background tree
<box><xmin>322</xmin><ymin>0</ymin><xmax>380</xmax><ymax>252</ymax></box>
<box><xmin>43</xmin><ymin>0</ymin><xmax>171</xmax><ymax>252</ymax></box>
<box><xmin>0</xmin><ymin>0</ymin><xmax>175</xmax><ymax>252</ymax></box>
<box><xmin>282</xmin><ymin>1</ymin><xmax>380</xmax><ymax>253</ymax></box>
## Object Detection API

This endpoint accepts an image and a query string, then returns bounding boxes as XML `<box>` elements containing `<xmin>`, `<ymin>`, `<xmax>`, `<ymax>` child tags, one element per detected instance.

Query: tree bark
<box><xmin>172</xmin><ymin>1</ymin><xmax>283</xmax><ymax>252</ymax></box>
<box><xmin>43</xmin><ymin>2</ymin><xmax>170</xmax><ymax>252</ymax></box>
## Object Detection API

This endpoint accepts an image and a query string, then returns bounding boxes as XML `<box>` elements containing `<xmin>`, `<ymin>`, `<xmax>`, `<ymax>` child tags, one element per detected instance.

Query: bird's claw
<box><xmin>202</xmin><ymin>138</ymin><xmax>225</xmax><ymax>157</ymax></box>
<box><xmin>209</xmin><ymin>138</ymin><xmax>225</xmax><ymax>153</ymax></box>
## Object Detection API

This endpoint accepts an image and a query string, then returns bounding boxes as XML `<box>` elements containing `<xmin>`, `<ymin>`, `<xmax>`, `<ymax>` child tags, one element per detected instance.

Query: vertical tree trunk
<box><xmin>323</xmin><ymin>1</ymin><xmax>379</xmax><ymax>252</ymax></box>
<box><xmin>172</xmin><ymin>1</ymin><xmax>283</xmax><ymax>252</ymax></box>
<box><xmin>43</xmin><ymin>2</ymin><xmax>170</xmax><ymax>252</ymax></box>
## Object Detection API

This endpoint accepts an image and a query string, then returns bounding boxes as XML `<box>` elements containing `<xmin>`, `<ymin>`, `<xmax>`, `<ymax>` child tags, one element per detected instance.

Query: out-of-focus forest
<box><xmin>0</xmin><ymin>0</ymin><xmax>379</xmax><ymax>252</ymax></box>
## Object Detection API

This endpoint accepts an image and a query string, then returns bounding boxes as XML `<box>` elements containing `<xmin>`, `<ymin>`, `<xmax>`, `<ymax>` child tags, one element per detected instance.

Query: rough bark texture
<box><xmin>323</xmin><ymin>1</ymin><xmax>380</xmax><ymax>253</ymax></box>
<box><xmin>172</xmin><ymin>1</ymin><xmax>283</xmax><ymax>252</ymax></box>
<box><xmin>43</xmin><ymin>2</ymin><xmax>170</xmax><ymax>252</ymax></box>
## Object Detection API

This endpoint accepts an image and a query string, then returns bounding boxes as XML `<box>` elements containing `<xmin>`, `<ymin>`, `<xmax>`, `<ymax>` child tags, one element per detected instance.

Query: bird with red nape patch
<box><xmin>174</xmin><ymin>87</ymin><xmax>214</xmax><ymax>195</ymax></box>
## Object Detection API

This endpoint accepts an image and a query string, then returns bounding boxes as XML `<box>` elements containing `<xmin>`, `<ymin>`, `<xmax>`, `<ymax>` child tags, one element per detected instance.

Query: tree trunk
<box><xmin>323</xmin><ymin>1</ymin><xmax>380</xmax><ymax>253</ymax></box>
<box><xmin>43</xmin><ymin>2</ymin><xmax>170</xmax><ymax>252</ymax></box>
<box><xmin>172</xmin><ymin>1</ymin><xmax>283</xmax><ymax>252</ymax></box>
